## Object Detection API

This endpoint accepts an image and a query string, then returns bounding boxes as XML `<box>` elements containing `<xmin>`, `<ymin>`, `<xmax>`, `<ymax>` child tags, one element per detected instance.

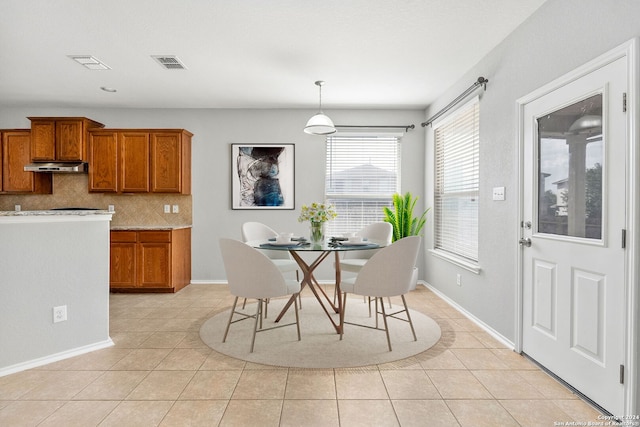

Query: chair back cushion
<box><xmin>219</xmin><ymin>238</ymin><xmax>292</xmax><ymax>299</ymax></box>
<box><xmin>241</xmin><ymin>221</ymin><xmax>278</xmax><ymax>241</ymax></box>
<box><xmin>241</xmin><ymin>221</ymin><xmax>290</xmax><ymax>260</ymax></box>
<box><xmin>343</xmin><ymin>221</ymin><xmax>393</xmax><ymax>260</ymax></box>
<box><xmin>353</xmin><ymin>236</ymin><xmax>420</xmax><ymax>297</ymax></box>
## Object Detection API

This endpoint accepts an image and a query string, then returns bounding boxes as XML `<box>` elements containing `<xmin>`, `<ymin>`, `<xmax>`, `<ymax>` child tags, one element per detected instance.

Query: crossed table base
<box><xmin>274</xmin><ymin>250</ymin><xmax>343</xmax><ymax>333</ymax></box>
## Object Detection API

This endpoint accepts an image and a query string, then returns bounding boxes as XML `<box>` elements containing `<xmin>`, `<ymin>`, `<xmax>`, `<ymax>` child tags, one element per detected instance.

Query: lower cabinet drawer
<box><xmin>110</xmin><ymin>231</ymin><xmax>137</xmax><ymax>243</ymax></box>
<box><xmin>138</xmin><ymin>230</ymin><xmax>171</xmax><ymax>243</ymax></box>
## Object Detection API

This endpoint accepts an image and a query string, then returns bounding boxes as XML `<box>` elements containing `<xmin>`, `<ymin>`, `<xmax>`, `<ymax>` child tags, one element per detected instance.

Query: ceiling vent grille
<box><xmin>151</xmin><ymin>55</ymin><xmax>187</xmax><ymax>70</ymax></box>
<box><xmin>68</xmin><ymin>55</ymin><xmax>111</xmax><ymax>70</ymax></box>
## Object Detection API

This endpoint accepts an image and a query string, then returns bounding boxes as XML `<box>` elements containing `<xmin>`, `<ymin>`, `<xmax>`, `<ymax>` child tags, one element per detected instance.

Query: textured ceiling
<box><xmin>0</xmin><ymin>0</ymin><xmax>547</xmax><ymax>109</ymax></box>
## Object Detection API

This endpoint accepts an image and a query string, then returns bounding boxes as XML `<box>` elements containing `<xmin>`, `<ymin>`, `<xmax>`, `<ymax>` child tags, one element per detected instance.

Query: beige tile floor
<box><xmin>0</xmin><ymin>284</ymin><xmax>604</xmax><ymax>426</ymax></box>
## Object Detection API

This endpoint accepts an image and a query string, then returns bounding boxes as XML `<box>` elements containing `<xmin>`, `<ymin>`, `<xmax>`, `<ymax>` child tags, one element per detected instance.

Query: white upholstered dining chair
<box><xmin>339</xmin><ymin>221</ymin><xmax>393</xmax><ymax>273</ymax></box>
<box><xmin>241</xmin><ymin>221</ymin><xmax>302</xmax><ymax>313</ymax></box>
<box><xmin>335</xmin><ymin>222</ymin><xmax>393</xmax><ymax>309</ymax></box>
<box><xmin>219</xmin><ymin>238</ymin><xmax>301</xmax><ymax>353</ymax></box>
<box><xmin>338</xmin><ymin>236</ymin><xmax>421</xmax><ymax>351</ymax></box>
<box><xmin>241</xmin><ymin>221</ymin><xmax>299</xmax><ymax>278</ymax></box>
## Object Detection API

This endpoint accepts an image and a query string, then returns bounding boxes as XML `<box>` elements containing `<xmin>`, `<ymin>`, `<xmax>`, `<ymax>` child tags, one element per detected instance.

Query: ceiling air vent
<box><xmin>68</xmin><ymin>55</ymin><xmax>111</xmax><ymax>70</ymax></box>
<box><xmin>151</xmin><ymin>55</ymin><xmax>187</xmax><ymax>70</ymax></box>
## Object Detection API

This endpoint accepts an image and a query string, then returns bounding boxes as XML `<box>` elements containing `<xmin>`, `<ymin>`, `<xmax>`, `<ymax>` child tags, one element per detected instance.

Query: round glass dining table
<box><xmin>250</xmin><ymin>238</ymin><xmax>384</xmax><ymax>334</ymax></box>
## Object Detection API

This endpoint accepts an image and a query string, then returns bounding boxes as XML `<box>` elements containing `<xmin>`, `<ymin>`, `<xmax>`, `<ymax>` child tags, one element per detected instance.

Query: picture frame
<box><xmin>231</xmin><ymin>143</ymin><xmax>295</xmax><ymax>210</ymax></box>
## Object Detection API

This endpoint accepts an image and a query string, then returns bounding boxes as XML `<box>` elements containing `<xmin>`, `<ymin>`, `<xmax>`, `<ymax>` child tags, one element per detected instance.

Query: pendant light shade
<box><xmin>304</xmin><ymin>80</ymin><xmax>336</xmax><ymax>135</ymax></box>
<box><xmin>304</xmin><ymin>113</ymin><xmax>336</xmax><ymax>135</ymax></box>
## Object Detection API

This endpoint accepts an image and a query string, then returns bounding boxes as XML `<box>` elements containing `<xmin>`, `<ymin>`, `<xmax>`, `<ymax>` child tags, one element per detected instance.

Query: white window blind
<box><xmin>324</xmin><ymin>134</ymin><xmax>400</xmax><ymax>236</ymax></box>
<box><xmin>434</xmin><ymin>99</ymin><xmax>479</xmax><ymax>262</ymax></box>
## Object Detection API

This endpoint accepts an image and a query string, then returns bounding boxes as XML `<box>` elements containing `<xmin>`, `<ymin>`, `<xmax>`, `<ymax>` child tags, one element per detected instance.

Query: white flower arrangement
<box><xmin>298</xmin><ymin>202</ymin><xmax>338</xmax><ymax>223</ymax></box>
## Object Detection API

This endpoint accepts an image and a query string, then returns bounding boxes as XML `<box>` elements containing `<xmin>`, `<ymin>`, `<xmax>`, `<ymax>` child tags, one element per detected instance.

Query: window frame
<box><xmin>429</xmin><ymin>97</ymin><xmax>481</xmax><ymax>273</ymax></box>
<box><xmin>324</xmin><ymin>132</ymin><xmax>402</xmax><ymax>236</ymax></box>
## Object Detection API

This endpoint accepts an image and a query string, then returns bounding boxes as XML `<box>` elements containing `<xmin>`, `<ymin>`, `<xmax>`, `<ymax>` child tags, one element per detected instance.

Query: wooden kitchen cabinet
<box><xmin>151</xmin><ymin>131</ymin><xmax>192</xmax><ymax>194</ymax></box>
<box><xmin>121</xmin><ymin>132</ymin><xmax>150</xmax><ymax>192</ymax></box>
<box><xmin>88</xmin><ymin>130</ymin><xmax>150</xmax><ymax>193</ymax></box>
<box><xmin>29</xmin><ymin>117</ymin><xmax>104</xmax><ymax>162</ymax></box>
<box><xmin>109</xmin><ymin>231</ymin><xmax>137</xmax><ymax>287</ymax></box>
<box><xmin>1</xmin><ymin>130</ymin><xmax>52</xmax><ymax>194</ymax></box>
<box><xmin>88</xmin><ymin>130</ymin><xmax>118</xmax><ymax>192</ymax></box>
<box><xmin>89</xmin><ymin>129</ymin><xmax>191</xmax><ymax>194</ymax></box>
<box><xmin>110</xmin><ymin>228</ymin><xmax>191</xmax><ymax>293</ymax></box>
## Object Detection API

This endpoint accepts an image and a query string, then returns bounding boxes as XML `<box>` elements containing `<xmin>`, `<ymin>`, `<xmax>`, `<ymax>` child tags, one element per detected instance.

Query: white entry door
<box><xmin>520</xmin><ymin>50</ymin><xmax>628</xmax><ymax>415</ymax></box>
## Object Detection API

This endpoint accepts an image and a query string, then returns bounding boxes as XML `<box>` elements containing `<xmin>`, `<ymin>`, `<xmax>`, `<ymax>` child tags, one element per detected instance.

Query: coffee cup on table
<box><xmin>276</xmin><ymin>233</ymin><xmax>292</xmax><ymax>244</ymax></box>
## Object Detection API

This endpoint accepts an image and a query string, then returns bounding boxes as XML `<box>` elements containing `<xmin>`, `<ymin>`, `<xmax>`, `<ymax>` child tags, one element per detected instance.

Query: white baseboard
<box><xmin>0</xmin><ymin>338</ymin><xmax>114</xmax><ymax>378</ymax></box>
<box><xmin>422</xmin><ymin>282</ymin><xmax>515</xmax><ymax>350</ymax></box>
<box><xmin>190</xmin><ymin>280</ymin><xmax>227</xmax><ymax>285</ymax></box>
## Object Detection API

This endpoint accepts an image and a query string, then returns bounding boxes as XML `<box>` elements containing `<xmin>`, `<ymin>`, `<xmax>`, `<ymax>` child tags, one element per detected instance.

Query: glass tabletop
<box><xmin>248</xmin><ymin>238</ymin><xmax>383</xmax><ymax>252</ymax></box>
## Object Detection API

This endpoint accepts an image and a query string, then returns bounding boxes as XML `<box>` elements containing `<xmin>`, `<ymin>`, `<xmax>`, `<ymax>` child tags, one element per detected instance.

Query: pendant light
<box><xmin>304</xmin><ymin>80</ymin><xmax>336</xmax><ymax>135</ymax></box>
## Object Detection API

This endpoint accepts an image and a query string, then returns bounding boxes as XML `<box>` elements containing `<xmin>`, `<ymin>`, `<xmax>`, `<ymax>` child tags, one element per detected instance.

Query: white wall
<box><xmin>424</xmin><ymin>0</ymin><xmax>640</xmax><ymax>343</ymax></box>
<box><xmin>0</xmin><ymin>214</ymin><xmax>112</xmax><ymax>374</ymax></box>
<box><xmin>0</xmin><ymin>108</ymin><xmax>426</xmax><ymax>282</ymax></box>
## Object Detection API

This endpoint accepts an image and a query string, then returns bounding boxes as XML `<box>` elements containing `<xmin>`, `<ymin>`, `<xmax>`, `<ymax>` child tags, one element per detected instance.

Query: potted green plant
<box><xmin>383</xmin><ymin>192</ymin><xmax>429</xmax><ymax>289</ymax></box>
<box><xmin>382</xmin><ymin>192</ymin><xmax>429</xmax><ymax>242</ymax></box>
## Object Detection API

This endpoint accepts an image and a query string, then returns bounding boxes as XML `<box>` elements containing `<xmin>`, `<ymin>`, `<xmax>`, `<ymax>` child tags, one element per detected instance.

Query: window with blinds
<box><xmin>433</xmin><ymin>99</ymin><xmax>479</xmax><ymax>262</ymax></box>
<box><xmin>324</xmin><ymin>134</ymin><xmax>401</xmax><ymax>236</ymax></box>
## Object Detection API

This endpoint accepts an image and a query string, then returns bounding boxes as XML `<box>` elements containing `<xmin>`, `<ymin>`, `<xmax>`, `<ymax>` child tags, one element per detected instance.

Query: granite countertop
<box><xmin>0</xmin><ymin>210</ymin><xmax>191</xmax><ymax>230</ymax></box>
<box><xmin>110</xmin><ymin>225</ymin><xmax>192</xmax><ymax>230</ymax></box>
<box><xmin>0</xmin><ymin>210</ymin><xmax>113</xmax><ymax>217</ymax></box>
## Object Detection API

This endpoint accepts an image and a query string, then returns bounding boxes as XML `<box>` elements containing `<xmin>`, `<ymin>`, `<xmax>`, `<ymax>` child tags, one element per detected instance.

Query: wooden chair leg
<box><xmin>250</xmin><ymin>299</ymin><xmax>262</xmax><ymax>353</ymax></box>
<box><xmin>222</xmin><ymin>296</ymin><xmax>239</xmax><ymax>343</ymax></box>
<box><xmin>375</xmin><ymin>297</ymin><xmax>379</xmax><ymax>329</ymax></box>
<box><xmin>402</xmin><ymin>294</ymin><xmax>417</xmax><ymax>341</ymax></box>
<box><xmin>379</xmin><ymin>297</ymin><xmax>392</xmax><ymax>351</ymax></box>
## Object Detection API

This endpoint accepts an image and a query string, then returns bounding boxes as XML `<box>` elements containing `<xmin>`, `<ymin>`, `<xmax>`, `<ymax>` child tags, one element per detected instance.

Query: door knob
<box><xmin>519</xmin><ymin>238</ymin><xmax>532</xmax><ymax>247</ymax></box>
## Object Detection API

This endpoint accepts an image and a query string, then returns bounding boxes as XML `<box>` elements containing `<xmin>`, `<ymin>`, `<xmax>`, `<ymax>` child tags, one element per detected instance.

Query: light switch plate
<box><xmin>492</xmin><ymin>186</ymin><xmax>505</xmax><ymax>201</ymax></box>
<box><xmin>172</xmin><ymin>205</ymin><xmax>179</xmax><ymax>213</ymax></box>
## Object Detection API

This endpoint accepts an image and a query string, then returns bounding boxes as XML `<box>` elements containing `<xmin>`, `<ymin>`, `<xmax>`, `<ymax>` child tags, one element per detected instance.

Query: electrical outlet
<box><xmin>108</xmin><ymin>204</ymin><xmax>115</xmax><ymax>212</ymax></box>
<box><xmin>456</xmin><ymin>274</ymin><xmax>462</xmax><ymax>286</ymax></box>
<box><xmin>172</xmin><ymin>204</ymin><xmax>179</xmax><ymax>213</ymax></box>
<box><xmin>53</xmin><ymin>305</ymin><xmax>67</xmax><ymax>323</ymax></box>
<box><xmin>492</xmin><ymin>186</ymin><xmax>505</xmax><ymax>201</ymax></box>
<box><xmin>163</xmin><ymin>204</ymin><xmax>170</xmax><ymax>213</ymax></box>
<box><xmin>14</xmin><ymin>205</ymin><xmax>21</xmax><ymax>212</ymax></box>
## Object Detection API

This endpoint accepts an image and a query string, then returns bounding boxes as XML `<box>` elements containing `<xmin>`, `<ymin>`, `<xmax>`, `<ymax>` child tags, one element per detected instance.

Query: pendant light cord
<box><xmin>316</xmin><ymin>80</ymin><xmax>325</xmax><ymax>113</ymax></box>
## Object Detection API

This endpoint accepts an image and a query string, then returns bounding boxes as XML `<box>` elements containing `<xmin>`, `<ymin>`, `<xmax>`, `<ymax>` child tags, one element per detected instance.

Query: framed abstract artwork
<box><xmin>231</xmin><ymin>143</ymin><xmax>295</xmax><ymax>210</ymax></box>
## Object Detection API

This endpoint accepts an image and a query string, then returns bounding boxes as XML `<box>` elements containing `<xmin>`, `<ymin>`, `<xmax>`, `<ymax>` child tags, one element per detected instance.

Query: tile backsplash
<box><xmin>0</xmin><ymin>174</ymin><xmax>192</xmax><ymax>227</ymax></box>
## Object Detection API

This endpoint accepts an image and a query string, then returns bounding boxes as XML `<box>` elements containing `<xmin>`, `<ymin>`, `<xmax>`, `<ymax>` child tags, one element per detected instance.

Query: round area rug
<box><xmin>199</xmin><ymin>297</ymin><xmax>441</xmax><ymax>368</ymax></box>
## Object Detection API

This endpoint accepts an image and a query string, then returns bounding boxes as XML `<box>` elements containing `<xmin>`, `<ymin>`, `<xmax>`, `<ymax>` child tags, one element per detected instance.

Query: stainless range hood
<box><xmin>24</xmin><ymin>162</ymin><xmax>87</xmax><ymax>173</ymax></box>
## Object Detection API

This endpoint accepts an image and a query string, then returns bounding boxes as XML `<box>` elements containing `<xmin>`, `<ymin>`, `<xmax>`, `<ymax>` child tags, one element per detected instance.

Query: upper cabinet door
<box><xmin>1</xmin><ymin>130</ymin><xmax>52</xmax><ymax>194</ymax></box>
<box><xmin>3</xmin><ymin>131</ymin><xmax>34</xmax><ymax>192</ymax></box>
<box><xmin>151</xmin><ymin>132</ymin><xmax>190</xmax><ymax>194</ymax></box>
<box><xmin>30</xmin><ymin>119</ymin><xmax>56</xmax><ymax>161</ymax></box>
<box><xmin>120</xmin><ymin>132</ymin><xmax>150</xmax><ymax>193</ymax></box>
<box><xmin>88</xmin><ymin>130</ymin><xmax>118</xmax><ymax>192</ymax></box>
<box><xmin>56</xmin><ymin>119</ymin><xmax>85</xmax><ymax>161</ymax></box>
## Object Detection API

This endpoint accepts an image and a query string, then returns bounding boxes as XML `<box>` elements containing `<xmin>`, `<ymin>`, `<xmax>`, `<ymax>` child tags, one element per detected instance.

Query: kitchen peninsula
<box><xmin>0</xmin><ymin>209</ymin><xmax>113</xmax><ymax>375</ymax></box>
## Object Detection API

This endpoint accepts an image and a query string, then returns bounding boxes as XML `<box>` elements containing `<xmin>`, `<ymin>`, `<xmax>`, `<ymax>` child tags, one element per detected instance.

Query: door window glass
<box><xmin>537</xmin><ymin>93</ymin><xmax>603</xmax><ymax>239</ymax></box>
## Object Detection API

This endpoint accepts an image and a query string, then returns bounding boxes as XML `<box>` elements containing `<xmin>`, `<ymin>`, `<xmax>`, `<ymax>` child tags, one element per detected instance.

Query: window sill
<box><xmin>428</xmin><ymin>249</ymin><xmax>482</xmax><ymax>274</ymax></box>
